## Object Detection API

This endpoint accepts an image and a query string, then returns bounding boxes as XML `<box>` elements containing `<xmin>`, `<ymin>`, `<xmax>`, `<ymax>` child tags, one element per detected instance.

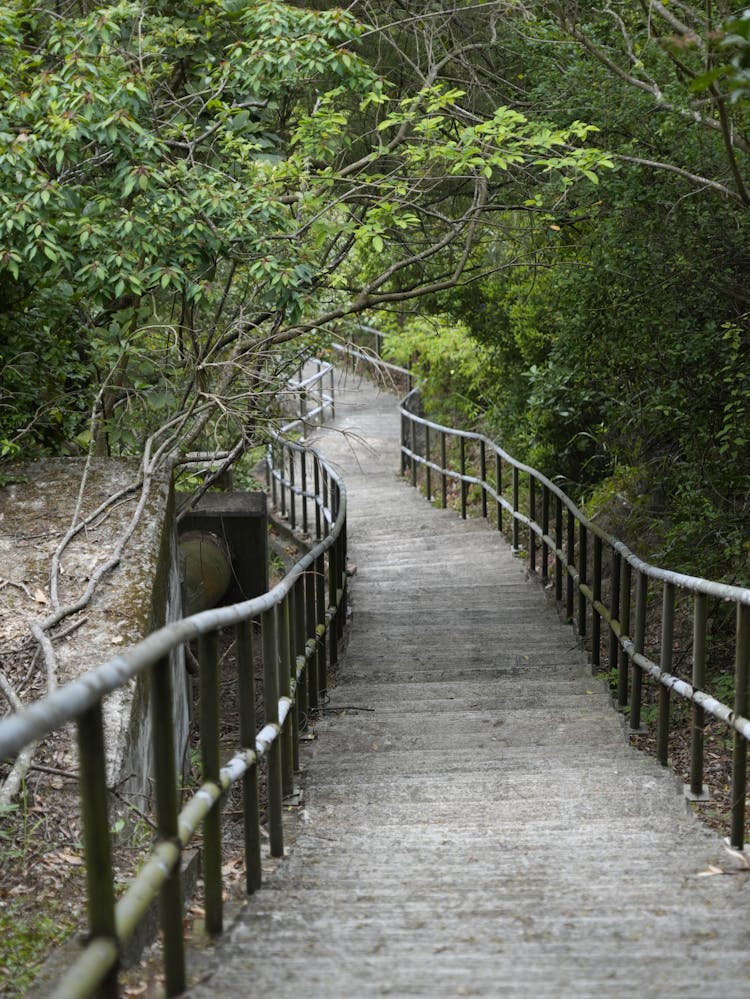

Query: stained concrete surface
<box><xmin>187</xmin><ymin>369</ymin><xmax>750</xmax><ymax>998</ymax></box>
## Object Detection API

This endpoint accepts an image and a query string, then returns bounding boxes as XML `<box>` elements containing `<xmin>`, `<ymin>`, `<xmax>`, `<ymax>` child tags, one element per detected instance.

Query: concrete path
<box><xmin>189</xmin><ymin>369</ymin><xmax>750</xmax><ymax>997</ymax></box>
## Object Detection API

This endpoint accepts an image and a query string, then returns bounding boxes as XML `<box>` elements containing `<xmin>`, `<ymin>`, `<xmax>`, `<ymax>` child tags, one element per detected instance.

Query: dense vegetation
<box><xmin>1</xmin><ymin>0</ymin><xmax>749</xmax><ymax>584</ymax></box>
<box><xmin>378</xmin><ymin>2</ymin><xmax>750</xmax><ymax>584</ymax></box>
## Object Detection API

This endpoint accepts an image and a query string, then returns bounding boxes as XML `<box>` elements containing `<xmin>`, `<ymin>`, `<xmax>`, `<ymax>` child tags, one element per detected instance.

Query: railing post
<box><xmin>541</xmin><ymin>485</ymin><xmax>549</xmax><ymax>582</ymax></box>
<box><xmin>400</xmin><ymin>411</ymin><xmax>407</xmax><ymax>477</ymax></box>
<box><xmin>554</xmin><ymin>496</ymin><xmax>563</xmax><ymax>603</ymax></box>
<box><xmin>279</xmin><ymin>444</ymin><xmax>287</xmax><ymax>519</ymax></box>
<box><xmin>578</xmin><ymin>521</ymin><xmax>587</xmax><ymax>638</ymax></box>
<box><xmin>657</xmin><ymin>582</ymin><xmax>674</xmax><ymax>766</ymax></box>
<box><xmin>495</xmin><ymin>451</ymin><xmax>502</xmax><ymax>531</ymax></box>
<box><xmin>305</xmin><ymin>567</ymin><xmax>319</xmax><ymax>710</ymax></box>
<box><xmin>512</xmin><ymin>466</ymin><xmax>520</xmax><ymax>551</ymax></box>
<box><xmin>236</xmin><ymin>620</ymin><xmax>261</xmax><ymax>894</ymax></box>
<box><xmin>629</xmin><ymin>571</ymin><xmax>648</xmax><ymax>732</ymax></box>
<box><xmin>460</xmin><ymin>436</ymin><xmax>467</xmax><ymax>519</ymax></box>
<box><xmin>528</xmin><ymin>476</ymin><xmax>537</xmax><ymax>573</ymax></box>
<box><xmin>315</xmin><ymin>552</ymin><xmax>327</xmax><ymax>698</ymax></box>
<box><xmin>262</xmin><ymin>607</ymin><xmax>284</xmax><ymax>858</ymax></box>
<box><xmin>294</xmin><ymin>575</ymin><xmax>308</xmax><ymax>725</ymax></box>
<box><xmin>441</xmin><ymin>431</ymin><xmax>448</xmax><ymax>509</ymax></box>
<box><xmin>480</xmin><ymin>440</ymin><xmax>488</xmax><ymax>520</ymax></box>
<box><xmin>425</xmin><ymin>423</ymin><xmax>432</xmax><ymax>502</ymax></box>
<box><xmin>731</xmin><ymin>602</ymin><xmax>750</xmax><ymax>848</ymax></box>
<box><xmin>314</xmin><ymin>456</ymin><xmax>322</xmax><ymax>539</ymax></box>
<box><xmin>289</xmin><ymin>448</ymin><xmax>297</xmax><ymax>530</ymax></box>
<box><xmin>301</xmin><ymin>450</ymin><xmax>309</xmax><ymax>535</ymax></box>
<box><xmin>328</xmin><ymin>546</ymin><xmax>338</xmax><ymax>670</ymax></box>
<box><xmin>618</xmin><ymin>558</ymin><xmax>631</xmax><ymax>710</ymax></box>
<box><xmin>410</xmin><ymin>417</ymin><xmax>417</xmax><ymax>488</ymax></box>
<box><xmin>199</xmin><ymin>630</ymin><xmax>222</xmax><ymax>936</ymax></box>
<box><xmin>150</xmin><ymin>657</ymin><xmax>186</xmax><ymax>994</ymax></box>
<box><xmin>278</xmin><ymin>593</ymin><xmax>295</xmax><ymax>796</ymax></box>
<box><xmin>689</xmin><ymin>592</ymin><xmax>708</xmax><ymax>799</ymax></box>
<box><xmin>592</xmin><ymin>534</ymin><xmax>602</xmax><ymax>667</ymax></box>
<box><xmin>77</xmin><ymin>704</ymin><xmax>118</xmax><ymax>999</ymax></box>
<box><xmin>565</xmin><ymin>509</ymin><xmax>575</xmax><ymax>623</ymax></box>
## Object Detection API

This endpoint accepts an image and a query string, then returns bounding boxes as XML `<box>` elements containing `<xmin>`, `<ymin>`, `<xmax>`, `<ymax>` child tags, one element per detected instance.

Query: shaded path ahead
<box><xmin>190</xmin><ymin>371</ymin><xmax>750</xmax><ymax>997</ymax></box>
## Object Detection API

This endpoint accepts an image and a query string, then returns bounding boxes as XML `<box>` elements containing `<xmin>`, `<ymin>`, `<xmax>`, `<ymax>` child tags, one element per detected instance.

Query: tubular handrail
<box><xmin>280</xmin><ymin>357</ymin><xmax>335</xmax><ymax>434</ymax></box>
<box><xmin>340</xmin><ymin>335</ymin><xmax>750</xmax><ymax>850</ymax></box>
<box><xmin>0</xmin><ymin>369</ymin><xmax>347</xmax><ymax>999</ymax></box>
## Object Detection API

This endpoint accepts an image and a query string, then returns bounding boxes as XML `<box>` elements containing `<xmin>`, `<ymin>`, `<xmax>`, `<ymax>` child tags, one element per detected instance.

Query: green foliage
<box><xmin>0</xmin><ymin>0</ymin><xmax>614</xmax><ymax>466</ymax></box>
<box><xmin>379</xmin><ymin>312</ymin><xmax>499</xmax><ymax>427</ymax></box>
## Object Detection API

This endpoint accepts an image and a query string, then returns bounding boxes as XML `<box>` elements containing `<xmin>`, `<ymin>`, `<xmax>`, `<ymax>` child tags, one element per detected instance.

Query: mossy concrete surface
<box><xmin>0</xmin><ymin>458</ymin><xmax>189</xmax><ymax>797</ymax></box>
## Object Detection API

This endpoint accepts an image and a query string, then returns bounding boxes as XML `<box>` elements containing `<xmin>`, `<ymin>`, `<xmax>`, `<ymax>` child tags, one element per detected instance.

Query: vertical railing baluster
<box><xmin>328</xmin><ymin>542</ymin><xmax>339</xmax><ymax>670</ymax></box>
<box><xmin>150</xmin><ymin>657</ymin><xmax>186</xmax><ymax>994</ymax></box>
<box><xmin>578</xmin><ymin>521</ymin><xmax>587</xmax><ymax>638</ymax></box>
<box><xmin>77</xmin><ymin>704</ymin><xmax>118</xmax><ymax>999</ymax></box>
<box><xmin>495</xmin><ymin>451</ymin><xmax>502</xmax><ymax>531</ymax></box>
<box><xmin>410</xmin><ymin>417</ymin><xmax>417</xmax><ymax>488</ymax></box>
<box><xmin>279</xmin><ymin>442</ymin><xmax>288</xmax><ymax>517</ymax></box>
<box><xmin>657</xmin><ymin>582</ymin><xmax>674</xmax><ymax>766</ymax></box>
<box><xmin>617</xmin><ymin>558</ymin><xmax>631</xmax><ymax>711</ymax></box>
<box><xmin>278</xmin><ymin>593</ymin><xmax>295</xmax><ymax>796</ymax></box>
<box><xmin>609</xmin><ymin>549</ymin><xmax>621</xmax><ymax>689</ymax></box>
<box><xmin>294</xmin><ymin>575</ymin><xmax>308</xmax><ymax>728</ymax></box>
<box><xmin>314</xmin><ymin>457</ymin><xmax>322</xmax><ymax>540</ymax></box>
<box><xmin>301</xmin><ymin>450</ymin><xmax>308</xmax><ymax>535</ymax></box>
<box><xmin>199</xmin><ymin>630</ymin><xmax>222</xmax><ymax>936</ymax></box>
<box><xmin>270</xmin><ymin>443</ymin><xmax>278</xmax><ymax>509</ymax></box>
<box><xmin>541</xmin><ymin>485</ymin><xmax>550</xmax><ymax>582</ymax></box>
<box><xmin>554</xmin><ymin>496</ymin><xmax>563</xmax><ymax>603</ymax></box>
<box><xmin>400</xmin><ymin>411</ymin><xmax>407</xmax><ymax>477</ymax></box>
<box><xmin>425</xmin><ymin>423</ymin><xmax>432</xmax><ymax>502</ymax></box>
<box><xmin>262</xmin><ymin>607</ymin><xmax>284</xmax><ymax>857</ymax></box>
<box><xmin>460</xmin><ymin>436</ymin><xmax>467</xmax><ymax>519</ymax></box>
<box><xmin>338</xmin><ymin>511</ymin><xmax>347</xmax><ymax>646</ymax></box>
<box><xmin>689</xmin><ymin>592</ymin><xmax>708</xmax><ymax>799</ymax></box>
<box><xmin>731</xmin><ymin>602</ymin><xmax>750</xmax><ymax>848</ymax></box>
<box><xmin>441</xmin><ymin>431</ymin><xmax>448</xmax><ymax>509</ymax></box>
<box><xmin>289</xmin><ymin>448</ymin><xmax>297</xmax><ymax>530</ymax></box>
<box><xmin>566</xmin><ymin>509</ymin><xmax>575</xmax><ymax>623</ymax></box>
<box><xmin>305</xmin><ymin>568</ymin><xmax>319</xmax><ymax>710</ymax></box>
<box><xmin>512</xmin><ymin>467</ymin><xmax>520</xmax><ymax>551</ymax></box>
<box><xmin>322</xmin><ymin>471</ymin><xmax>330</xmax><ymax>537</ymax></box>
<box><xmin>236</xmin><ymin>620</ymin><xmax>261</xmax><ymax>894</ymax></box>
<box><xmin>629</xmin><ymin>571</ymin><xmax>648</xmax><ymax>732</ymax></box>
<box><xmin>480</xmin><ymin>440</ymin><xmax>488</xmax><ymax>520</ymax></box>
<box><xmin>528</xmin><ymin>476</ymin><xmax>536</xmax><ymax>573</ymax></box>
<box><xmin>288</xmin><ymin>583</ymin><xmax>301</xmax><ymax>774</ymax></box>
<box><xmin>315</xmin><ymin>552</ymin><xmax>327</xmax><ymax>697</ymax></box>
<box><xmin>592</xmin><ymin>534</ymin><xmax>602</xmax><ymax>668</ymax></box>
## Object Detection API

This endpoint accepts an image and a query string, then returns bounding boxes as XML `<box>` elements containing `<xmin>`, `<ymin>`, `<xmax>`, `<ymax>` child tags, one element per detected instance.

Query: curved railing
<box><xmin>398</xmin><ymin>384</ymin><xmax>750</xmax><ymax>847</ymax></box>
<box><xmin>339</xmin><ymin>331</ymin><xmax>750</xmax><ymax>850</ymax></box>
<box><xmin>0</xmin><ymin>368</ymin><xmax>347</xmax><ymax>998</ymax></box>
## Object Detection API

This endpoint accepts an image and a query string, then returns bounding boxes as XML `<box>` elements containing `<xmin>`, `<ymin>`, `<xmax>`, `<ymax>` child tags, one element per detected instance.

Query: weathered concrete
<box><xmin>188</xmin><ymin>370</ymin><xmax>750</xmax><ymax>998</ymax></box>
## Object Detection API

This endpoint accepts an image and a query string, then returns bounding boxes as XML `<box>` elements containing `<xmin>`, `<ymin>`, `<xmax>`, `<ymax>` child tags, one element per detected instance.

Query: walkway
<box><xmin>189</xmin><ymin>370</ymin><xmax>750</xmax><ymax>997</ymax></box>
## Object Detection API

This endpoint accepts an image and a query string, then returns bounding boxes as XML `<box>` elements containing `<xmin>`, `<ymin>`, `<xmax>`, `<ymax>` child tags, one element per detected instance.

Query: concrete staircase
<box><xmin>188</xmin><ymin>369</ymin><xmax>750</xmax><ymax>998</ymax></box>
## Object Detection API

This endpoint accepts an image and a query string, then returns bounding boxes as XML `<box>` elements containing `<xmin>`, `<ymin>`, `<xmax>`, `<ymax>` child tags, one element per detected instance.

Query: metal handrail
<box><xmin>0</xmin><ymin>374</ymin><xmax>347</xmax><ymax>998</ymax></box>
<box><xmin>280</xmin><ymin>358</ymin><xmax>335</xmax><ymax>434</ymax></box>
<box><xmin>396</xmin><ymin>383</ymin><xmax>750</xmax><ymax>848</ymax></box>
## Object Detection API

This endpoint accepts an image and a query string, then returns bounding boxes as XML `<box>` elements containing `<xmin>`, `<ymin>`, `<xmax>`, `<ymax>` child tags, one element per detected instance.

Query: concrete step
<box><xmin>187</xmin><ymin>371</ymin><xmax>750</xmax><ymax>998</ymax></box>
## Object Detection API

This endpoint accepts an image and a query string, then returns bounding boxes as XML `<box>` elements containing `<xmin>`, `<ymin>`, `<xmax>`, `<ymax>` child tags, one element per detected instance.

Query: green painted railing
<box><xmin>0</xmin><ymin>365</ymin><xmax>347</xmax><ymax>998</ymax></box>
<box><xmin>397</xmin><ymin>383</ymin><xmax>750</xmax><ymax>848</ymax></box>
